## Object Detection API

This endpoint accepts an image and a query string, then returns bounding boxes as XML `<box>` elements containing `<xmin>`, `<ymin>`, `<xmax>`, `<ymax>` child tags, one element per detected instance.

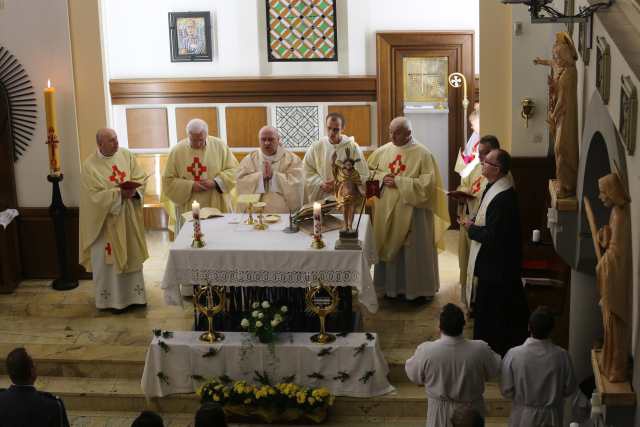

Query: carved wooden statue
<box><xmin>333</xmin><ymin>149</ymin><xmax>363</xmax><ymax>232</ymax></box>
<box><xmin>595</xmin><ymin>173</ymin><xmax>631</xmax><ymax>382</ymax></box>
<box><xmin>534</xmin><ymin>32</ymin><xmax>579</xmax><ymax>198</ymax></box>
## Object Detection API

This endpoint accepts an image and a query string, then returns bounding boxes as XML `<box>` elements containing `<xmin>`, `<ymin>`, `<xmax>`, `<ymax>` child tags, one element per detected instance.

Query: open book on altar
<box><xmin>118</xmin><ymin>181</ymin><xmax>142</xmax><ymax>190</ymax></box>
<box><xmin>181</xmin><ymin>207</ymin><xmax>223</xmax><ymax>222</ymax></box>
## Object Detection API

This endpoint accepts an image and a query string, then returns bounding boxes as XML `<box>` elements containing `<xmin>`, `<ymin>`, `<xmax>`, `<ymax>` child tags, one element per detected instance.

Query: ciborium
<box><xmin>305</xmin><ymin>281</ymin><xmax>339</xmax><ymax>344</ymax></box>
<box><xmin>194</xmin><ymin>284</ymin><xmax>225</xmax><ymax>343</ymax></box>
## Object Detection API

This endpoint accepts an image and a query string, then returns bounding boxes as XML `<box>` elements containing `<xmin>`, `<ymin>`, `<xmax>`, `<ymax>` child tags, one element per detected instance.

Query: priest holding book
<box><xmin>79</xmin><ymin>128</ymin><xmax>149</xmax><ymax>311</ymax></box>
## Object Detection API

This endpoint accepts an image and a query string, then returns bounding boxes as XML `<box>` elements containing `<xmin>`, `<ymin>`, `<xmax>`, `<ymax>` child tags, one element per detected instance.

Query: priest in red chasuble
<box><xmin>162</xmin><ymin>118</ymin><xmax>239</xmax><ymax>231</ymax></box>
<box><xmin>79</xmin><ymin>128</ymin><xmax>149</xmax><ymax>310</ymax></box>
<box><xmin>368</xmin><ymin>117</ymin><xmax>450</xmax><ymax>301</ymax></box>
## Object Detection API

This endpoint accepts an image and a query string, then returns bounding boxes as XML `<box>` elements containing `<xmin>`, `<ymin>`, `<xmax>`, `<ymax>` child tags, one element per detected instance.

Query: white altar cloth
<box><xmin>161</xmin><ymin>214</ymin><xmax>379</xmax><ymax>312</ymax></box>
<box><xmin>141</xmin><ymin>331</ymin><xmax>394</xmax><ymax>398</ymax></box>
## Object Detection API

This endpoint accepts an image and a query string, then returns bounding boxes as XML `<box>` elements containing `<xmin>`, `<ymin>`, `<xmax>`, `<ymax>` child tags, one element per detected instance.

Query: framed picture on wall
<box><xmin>168</xmin><ymin>12</ymin><xmax>213</xmax><ymax>62</ymax></box>
<box><xmin>266</xmin><ymin>0</ymin><xmax>338</xmax><ymax>62</ymax></box>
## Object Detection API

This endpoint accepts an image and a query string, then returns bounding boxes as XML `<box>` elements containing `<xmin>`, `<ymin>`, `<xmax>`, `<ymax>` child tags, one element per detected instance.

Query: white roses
<box><xmin>240</xmin><ymin>318</ymin><xmax>250</xmax><ymax>328</ymax></box>
<box><xmin>255</xmin><ymin>320</ymin><xmax>263</xmax><ymax>328</ymax></box>
<box><xmin>261</xmin><ymin>301</ymin><xmax>270</xmax><ymax>309</ymax></box>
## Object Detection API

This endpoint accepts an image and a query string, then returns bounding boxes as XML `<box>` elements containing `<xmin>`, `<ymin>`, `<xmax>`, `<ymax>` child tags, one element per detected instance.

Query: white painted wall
<box><xmin>103</xmin><ymin>0</ymin><xmax>480</xmax><ymax>79</ymax></box>
<box><xmin>0</xmin><ymin>0</ymin><xmax>81</xmax><ymax>207</ymax></box>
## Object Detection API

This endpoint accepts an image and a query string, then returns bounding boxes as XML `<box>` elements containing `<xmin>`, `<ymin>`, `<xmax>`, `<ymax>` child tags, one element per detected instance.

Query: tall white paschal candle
<box><xmin>313</xmin><ymin>202</ymin><xmax>322</xmax><ymax>238</ymax></box>
<box><xmin>192</xmin><ymin>200</ymin><xmax>201</xmax><ymax>239</ymax></box>
<box><xmin>192</xmin><ymin>200</ymin><xmax>200</xmax><ymax>216</ymax></box>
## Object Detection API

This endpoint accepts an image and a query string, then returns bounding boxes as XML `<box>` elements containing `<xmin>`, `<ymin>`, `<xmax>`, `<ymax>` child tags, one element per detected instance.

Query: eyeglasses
<box><xmin>483</xmin><ymin>160</ymin><xmax>500</xmax><ymax>168</ymax></box>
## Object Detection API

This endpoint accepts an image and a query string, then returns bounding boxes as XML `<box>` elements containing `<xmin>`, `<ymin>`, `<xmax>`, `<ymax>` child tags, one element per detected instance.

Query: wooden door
<box><xmin>376</xmin><ymin>32</ymin><xmax>475</xmax><ymax>224</ymax></box>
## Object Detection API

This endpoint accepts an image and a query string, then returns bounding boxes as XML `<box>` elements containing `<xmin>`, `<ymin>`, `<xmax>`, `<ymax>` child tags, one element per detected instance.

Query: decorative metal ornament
<box><xmin>305</xmin><ymin>281</ymin><xmax>339</xmax><ymax>344</ymax></box>
<box><xmin>194</xmin><ymin>284</ymin><xmax>226</xmax><ymax>343</ymax></box>
<box><xmin>0</xmin><ymin>46</ymin><xmax>36</xmax><ymax>160</ymax></box>
<box><xmin>577</xmin><ymin>17</ymin><xmax>592</xmax><ymax>65</ymax></box>
<box><xmin>595</xmin><ymin>37</ymin><xmax>610</xmax><ymax>104</ymax></box>
<box><xmin>619</xmin><ymin>76</ymin><xmax>637</xmax><ymax>156</ymax></box>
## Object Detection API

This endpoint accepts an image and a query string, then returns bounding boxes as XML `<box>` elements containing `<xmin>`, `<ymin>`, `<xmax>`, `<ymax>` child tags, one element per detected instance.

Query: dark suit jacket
<box><xmin>0</xmin><ymin>385</ymin><xmax>69</xmax><ymax>427</ymax></box>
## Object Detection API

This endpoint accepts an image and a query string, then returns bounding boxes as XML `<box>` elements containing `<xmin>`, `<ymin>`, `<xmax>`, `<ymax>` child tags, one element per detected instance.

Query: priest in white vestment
<box><xmin>501</xmin><ymin>307</ymin><xmax>577</xmax><ymax>427</ymax></box>
<box><xmin>79</xmin><ymin>128</ymin><xmax>149</xmax><ymax>310</ymax></box>
<box><xmin>162</xmin><ymin>118</ymin><xmax>239</xmax><ymax>232</ymax></box>
<box><xmin>303</xmin><ymin>112</ymin><xmax>368</xmax><ymax>203</ymax></box>
<box><xmin>406</xmin><ymin>304</ymin><xmax>501</xmax><ymax>427</ymax></box>
<box><xmin>368</xmin><ymin>117</ymin><xmax>450</xmax><ymax>301</ymax></box>
<box><xmin>236</xmin><ymin>126</ymin><xmax>303</xmax><ymax>213</ymax></box>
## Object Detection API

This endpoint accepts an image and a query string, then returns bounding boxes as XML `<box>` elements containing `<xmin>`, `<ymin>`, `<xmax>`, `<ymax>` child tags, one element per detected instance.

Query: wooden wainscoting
<box><xmin>225</xmin><ymin>107</ymin><xmax>268</xmax><ymax>148</ymax></box>
<box><xmin>110</xmin><ymin>77</ymin><xmax>377</xmax><ymax>105</ymax></box>
<box><xmin>175</xmin><ymin>107</ymin><xmax>219</xmax><ymax>141</ymax></box>
<box><xmin>17</xmin><ymin>208</ymin><xmax>91</xmax><ymax>280</ymax></box>
<box><xmin>328</xmin><ymin>105</ymin><xmax>372</xmax><ymax>146</ymax></box>
<box><xmin>125</xmin><ymin>108</ymin><xmax>170</xmax><ymax>149</ymax></box>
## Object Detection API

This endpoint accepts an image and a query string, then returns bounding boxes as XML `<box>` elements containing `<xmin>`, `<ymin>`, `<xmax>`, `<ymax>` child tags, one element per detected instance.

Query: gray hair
<box><xmin>186</xmin><ymin>118</ymin><xmax>208</xmax><ymax>136</ymax></box>
<box><xmin>391</xmin><ymin>116</ymin><xmax>412</xmax><ymax>132</ymax></box>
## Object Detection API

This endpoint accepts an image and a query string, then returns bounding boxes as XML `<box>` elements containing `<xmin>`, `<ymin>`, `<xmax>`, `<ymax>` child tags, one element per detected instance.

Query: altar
<box><xmin>161</xmin><ymin>214</ymin><xmax>379</xmax><ymax>332</ymax></box>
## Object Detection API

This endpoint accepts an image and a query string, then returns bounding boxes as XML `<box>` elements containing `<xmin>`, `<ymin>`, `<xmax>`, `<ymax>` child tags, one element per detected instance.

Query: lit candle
<box><xmin>44</xmin><ymin>79</ymin><xmax>61</xmax><ymax>175</ymax></box>
<box><xmin>313</xmin><ymin>202</ymin><xmax>322</xmax><ymax>238</ymax></box>
<box><xmin>532</xmin><ymin>229</ymin><xmax>541</xmax><ymax>243</ymax></box>
<box><xmin>192</xmin><ymin>200</ymin><xmax>202</xmax><ymax>242</ymax></box>
<box><xmin>192</xmin><ymin>200</ymin><xmax>201</xmax><ymax>217</ymax></box>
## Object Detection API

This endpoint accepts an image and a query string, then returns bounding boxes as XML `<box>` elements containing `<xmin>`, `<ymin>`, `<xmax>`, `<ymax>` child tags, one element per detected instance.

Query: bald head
<box><xmin>389</xmin><ymin>117</ymin><xmax>412</xmax><ymax>147</ymax></box>
<box><xmin>96</xmin><ymin>128</ymin><xmax>119</xmax><ymax>157</ymax></box>
<box><xmin>259</xmin><ymin>126</ymin><xmax>280</xmax><ymax>156</ymax></box>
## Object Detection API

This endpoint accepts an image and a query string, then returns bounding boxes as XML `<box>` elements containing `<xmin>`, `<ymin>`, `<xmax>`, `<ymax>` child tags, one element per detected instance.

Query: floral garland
<box><xmin>197</xmin><ymin>376</ymin><xmax>334</xmax><ymax>424</ymax></box>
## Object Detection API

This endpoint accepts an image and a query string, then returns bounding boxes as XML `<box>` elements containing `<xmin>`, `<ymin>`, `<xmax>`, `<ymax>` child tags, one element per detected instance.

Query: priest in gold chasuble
<box><xmin>303</xmin><ymin>112</ymin><xmax>368</xmax><ymax>203</ymax></box>
<box><xmin>368</xmin><ymin>117</ymin><xmax>450</xmax><ymax>301</ymax></box>
<box><xmin>79</xmin><ymin>128</ymin><xmax>149</xmax><ymax>310</ymax></box>
<box><xmin>236</xmin><ymin>126</ymin><xmax>303</xmax><ymax>213</ymax></box>
<box><xmin>162</xmin><ymin>118</ymin><xmax>239</xmax><ymax>231</ymax></box>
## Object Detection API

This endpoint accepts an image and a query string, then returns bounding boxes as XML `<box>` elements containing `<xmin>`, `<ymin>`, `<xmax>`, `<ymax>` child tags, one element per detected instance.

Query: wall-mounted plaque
<box><xmin>403</xmin><ymin>57</ymin><xmax>448</xmax><ymax>103</ymax></box>
<box><xmin>564</xmin><ymin>0</ymin><xmax>575</xmax><ymax>35</ymax></box>
<box><xmin>619</xmin><ymin>76</ymin><xmax>637</xmax><ymax>156</ymax></box>
<box><xmin>595</xmin><ymin>37</ymin><xmax>611</xmax><ymax>104</ymax></box>
<box><xmin>577</xmin><ymin>17</ymin><xmax>592</xmax><ymax>65</ymax></box>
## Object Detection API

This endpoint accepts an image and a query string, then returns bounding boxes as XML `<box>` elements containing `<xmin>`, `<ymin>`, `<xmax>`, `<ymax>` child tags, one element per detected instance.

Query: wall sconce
<box><xmin>521</xmin><ymin>98</ymin><xmax>536</xmax><ymax>127</ymax></box>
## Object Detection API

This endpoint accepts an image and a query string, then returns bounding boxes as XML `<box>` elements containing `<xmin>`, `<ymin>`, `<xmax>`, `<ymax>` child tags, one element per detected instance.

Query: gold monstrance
<box><xmin>306</xmin><ymin>281</ymin><xmax>339</xmax><ymax>344</ymax></box>
<box><xmin>194</xmin><ymin>284</ymin><xmax>225</xmax><ymax>343</ymax></box>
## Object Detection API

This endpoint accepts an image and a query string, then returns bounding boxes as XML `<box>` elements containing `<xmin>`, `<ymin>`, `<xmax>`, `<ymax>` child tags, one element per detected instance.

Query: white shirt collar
<box><xmin>96</xmin><ymin>148</ymin><xmax>115</xmax><ymax>159</ymax></box>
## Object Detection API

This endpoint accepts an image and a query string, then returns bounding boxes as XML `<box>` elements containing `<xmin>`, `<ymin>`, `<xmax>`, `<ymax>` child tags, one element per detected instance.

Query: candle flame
<box><xmin>47</xmin><ymin>79</ymin><xmax>51</xmax><ymax>88</ymax></box>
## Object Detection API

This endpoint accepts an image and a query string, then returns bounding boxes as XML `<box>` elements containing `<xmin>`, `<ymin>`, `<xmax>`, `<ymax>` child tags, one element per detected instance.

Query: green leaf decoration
<box><xmin>307</xmin><ymin>372</ymin><xmax>325</xmax><ymax>380</ymax></box>
<box><xmin>158</xmin><ymin>341</ymin><xmax>170</xmax><ymax>353</ymax></box>
<box><xmin>333</xmin><ymin>371</ymin><xmax>350</xmax><ymax>382</ymax></box>
<box><xmin>365</xmin><ymin>332</ymin><xmax>375</xmax><ymax>341</ymax></box>
<box><xmin>281</xmin><ymin>374</ymin><xmax>296</xmax><ymax>383</ymax></box>
<box><xmin>359</xmin><ymin>370</ymin><xmax>375</xmax><ymax>384</ymax></box>
<box><xmin>157</xmin><ymin>372</ymin><xmax>170</xmax><ymax>385</ymax></box>
<box><xmin>317</xmin><ymin>347</ymin><xmax>333</xmax><ymax>357</ymax></box>
<box><xmin>219</xmin><ymin>375</ymin><xmax>233</xmax><ymax>384</ymax></box>
<box><xmin>161</xmin><ymin>330</ymin><xmax>174</xmax><ymax>339</ymax></box>
<box><xmin>353</xmin><ymin>343</ymin><xmax>366</xmax><ymax>357</ymax></box>
<box><xmin>191</xmin><ymin>374</ymin><xmax>205</xmax><ymax>382</ymax></box>
<box><xmin>152</xmin><ymin>329</ymin><xmax>162</xmax><ymax>337</ymax></box>
<box><xmin>253</xmin><ymin>370</ymin><xmax>272</xmax><ymax>386</ymax></box>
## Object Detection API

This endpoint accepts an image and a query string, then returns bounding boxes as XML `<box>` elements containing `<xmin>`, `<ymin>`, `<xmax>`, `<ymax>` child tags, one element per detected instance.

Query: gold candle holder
<box><xmin>311</xmin><ymin>234</ymin><xmax>325</xmax><ymax>249</ymax></box>
<box><xmin>194</xmin><ymin>284</ymin><xmax>225</xmax><ymax>343</ymax></box>
<box><xmin>245</xmin><ymin>202</ymin><xmax>255</xmax><ymax>225</ymax></box>
<box><xmin>253</xmin><ymin>202</ymin><xmax>268</xmax><ymax>230</ymax></box>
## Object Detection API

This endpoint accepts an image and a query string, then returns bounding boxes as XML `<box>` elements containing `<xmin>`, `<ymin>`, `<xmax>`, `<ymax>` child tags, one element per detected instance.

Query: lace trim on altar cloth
<box><xmin>177</xmin><ymin>268</ymin><xmax>360</xmax><ymax>286</ymax></box>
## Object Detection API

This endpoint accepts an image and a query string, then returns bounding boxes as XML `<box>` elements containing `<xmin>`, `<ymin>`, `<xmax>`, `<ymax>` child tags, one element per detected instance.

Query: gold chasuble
<box><xmin>79</xmin><ymin>148</ymin><xmax>148</xmax><ymax>274</ymax></box>
<box><xmin>162</xmin><ymin>136</ymin><xmax>239</xmax><ymax>219</ymax></box>
<box><xmin>236</xmin><ymin>147</ymin><xmax>303</xmax><ymax>213</ymax></box>
<box><xmin>368</xmin><ymin>141</ymin><xmax>450</xmax><ymax>262</ymax></box>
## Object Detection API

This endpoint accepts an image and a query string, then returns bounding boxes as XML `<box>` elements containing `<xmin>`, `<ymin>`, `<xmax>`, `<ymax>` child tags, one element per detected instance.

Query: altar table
<box><xmin>161</xmin><ymin>214</ymin><xmax>379</xmax><ymax>313</ymax></box>
<box><xmin>141</xmin><ymin>331</ymin><xmax>394</xmax><ymax>398</ymax></box>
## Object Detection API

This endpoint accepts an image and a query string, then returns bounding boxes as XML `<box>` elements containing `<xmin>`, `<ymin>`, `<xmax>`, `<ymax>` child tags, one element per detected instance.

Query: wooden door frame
<box><xmin>376</xmin><ymin>31</ymin><xmax>475</xmax><ymax>222</ymax></box>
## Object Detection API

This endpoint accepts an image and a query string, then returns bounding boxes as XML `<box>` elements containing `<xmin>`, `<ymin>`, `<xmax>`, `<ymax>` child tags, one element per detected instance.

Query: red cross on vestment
<box><xmin>187</xmin><ymin>157</ymin><xmax>207</xmax><ymax>181</ymax></box>
<box><xmin>388</xmin><ymin>154</ymin><xmax>406</xmax><ymax>176</ymax></box>
<box><xmin>471</xmin><ymin>176</ymin><xmax>483</xmax><ymax>194</ymax></box>
<box><xmin>109</xmin><ymin>165</ymin><xmax>126</xmax><ymax>184</ymax></box>
<box><xmin>105</xmin><ymin>242</ymin><xmax>112</xmax><ymax>255</ymax></box>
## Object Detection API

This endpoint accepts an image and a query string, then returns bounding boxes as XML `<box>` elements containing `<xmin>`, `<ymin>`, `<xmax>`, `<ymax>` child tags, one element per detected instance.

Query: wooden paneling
<box><xmin>175</xmin><ymin>107</ymin><xmax>219</xmax><ymax>141</ymax></box>
<box><xmin>125</xmin><ymin>108</ymin><xmax>169</xmax><ymax>149</ymax></box>
<box><xmin>110</xmin><ymin>77</ymin><xmax>376</xmax><ymax>105</ymax></box>
<box><xmin>225</xmin><ymin>107</ymin><xmax>267</xmax><ymax>148</ymax></box>
<box><xmin>328</xmin><ymin>105</ymin><xmax>372</xmax><ymax>146</ymax></box>
<box><xmin>17</xmin><ymin>208</ymin><xmax>90</xmax><ymax>280</ymax></box>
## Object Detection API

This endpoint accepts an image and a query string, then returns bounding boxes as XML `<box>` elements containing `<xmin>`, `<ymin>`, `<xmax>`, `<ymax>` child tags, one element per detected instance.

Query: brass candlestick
<box><xmin>194</xmin><ymin>284</ymin><xmax>225</xmax><ymax>343</ymax></box>
<box><xmin>306</xmin><ymin>281</ymin><xmax>339</xmax><ymax>344</ymax></box>
<box><xmin>245</xmin><ymin>202</ymin><xmax>255</xmax><ymax>225</ymax></box>
<box><xmin>311</xmin><ymin>234</ymin><xmax>325</xmax><ymax>249</ymax></box>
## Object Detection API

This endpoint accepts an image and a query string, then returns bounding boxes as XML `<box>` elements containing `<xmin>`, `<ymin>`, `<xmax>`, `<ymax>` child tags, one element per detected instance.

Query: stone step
<box><xmin>68</xmin><ymin>410</ymin><xmax>510</xmax><ymax>426</ymax></box>
<box><xmin>0</xmin><ymin>376</ymin><xmax>512</xmax><ymax>419</ymax></box>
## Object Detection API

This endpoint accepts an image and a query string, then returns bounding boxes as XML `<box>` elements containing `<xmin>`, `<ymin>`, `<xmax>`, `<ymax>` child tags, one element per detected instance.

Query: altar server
<box><xmin>303</xmin><ymin>112</ymin><xmax>368</xmax><ymax>203</ymax></box>
<box><xmin>501</xmin><ymin>307</ymin><xmax>577</xmax><ymax>427</ymax></box>
<box><xmin>236</xmin><ymin>126</ymin><xmax>303</xmax><ymax>213</ymax></box>
<box><xmin>79</xmin><ymin>128</ymin><xmax>148</xmax><ymax>310</ymax></box>
<box><xmin>406</xmin><ymin>304</ymin><xmax>501</xmax><ymax>427</ymax></box>
<box><xmin>162</xmin><ymin>118</ymin><xmax>238</xmax><ymax>232</ymax></box>
<box><xmin>368</xmin><ymin>116</ymin><xmax>450</xmax><ymax>301</ymax></box>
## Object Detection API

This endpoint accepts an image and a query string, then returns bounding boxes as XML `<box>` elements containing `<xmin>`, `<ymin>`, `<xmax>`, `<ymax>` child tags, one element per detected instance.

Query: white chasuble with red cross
<box><xmin>162</xmin><ymin>136</ymin><xmax>239</xmax><ymax>215</ymax></box>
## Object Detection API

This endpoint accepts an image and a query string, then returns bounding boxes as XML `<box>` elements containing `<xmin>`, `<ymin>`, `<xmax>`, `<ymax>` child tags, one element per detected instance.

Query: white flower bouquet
<box><xmin>241</xmin><ymin>301</ymin><xmax>288</xmax><ymax>343</ymax></box>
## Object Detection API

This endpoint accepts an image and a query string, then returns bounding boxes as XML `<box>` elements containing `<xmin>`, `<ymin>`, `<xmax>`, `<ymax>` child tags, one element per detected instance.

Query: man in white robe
<box><xmin>501</xmin><ymin>307</ymin><xmax>577</xmax><ymax>427</ymax></box>
<box><xmin>162</xmin><ymin>118</ymin><xmax>238</xmax><ymax>233</ymax></box>
<box><xmin>236</xmin><ymin>126</ymin><xmax>303</xmax><ymax>213</ymax></box>
<box><xmin>406</xmin><ymin>303</ymin><xmax>501</xmax><ymax>427</ymax></box>
<box><xmin>79</xmin><ymin>128</ymin><xmax>148</xmax><ymax>310</ymax></box>
<box><xmin>368</xmin><ymin>117</ymin><xmax>450</xmax><ymax>301</ymax></box>
<box><xmin>303</xmin><ymin>112</ymin><xmax>368</xmax><ymax>203</ymax></box>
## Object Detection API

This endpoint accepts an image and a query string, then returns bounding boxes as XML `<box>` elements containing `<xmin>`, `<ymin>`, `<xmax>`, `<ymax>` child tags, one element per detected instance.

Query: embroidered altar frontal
<box><xmin>267</xmin><ymin>0</ymin><xmax>338</xmax><ymax>61</ymax></box>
